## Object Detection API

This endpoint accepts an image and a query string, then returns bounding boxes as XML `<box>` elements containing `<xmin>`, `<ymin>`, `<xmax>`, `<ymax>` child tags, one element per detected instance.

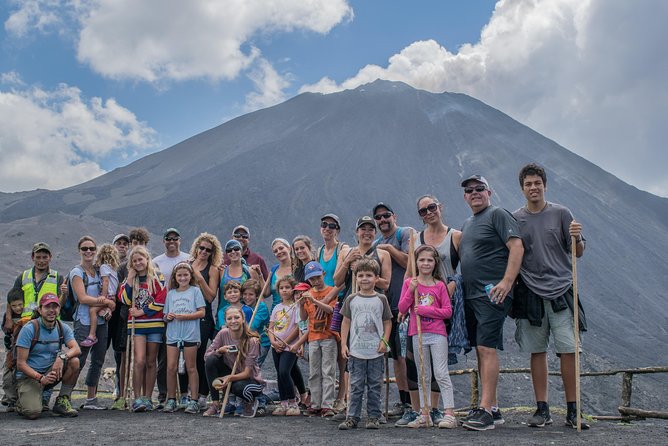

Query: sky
<box><xmin>0</xmin><ymin>0</ymin><xmax>666</xmax><ymax>197</ymax></box>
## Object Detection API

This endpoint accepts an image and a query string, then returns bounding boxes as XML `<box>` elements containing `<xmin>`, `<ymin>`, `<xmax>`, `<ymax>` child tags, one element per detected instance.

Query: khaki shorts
<box><xmin>515</xmin><ymin>301</ymin><xmax>578</xmax><ymax>354</ymax></box>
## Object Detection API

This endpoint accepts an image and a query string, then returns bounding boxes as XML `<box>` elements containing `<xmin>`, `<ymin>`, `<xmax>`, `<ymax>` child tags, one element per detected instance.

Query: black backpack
<box><xmin>62</xmin><ymin>265</ymin><xmax>100</xmax><ymax>321</ymax></box>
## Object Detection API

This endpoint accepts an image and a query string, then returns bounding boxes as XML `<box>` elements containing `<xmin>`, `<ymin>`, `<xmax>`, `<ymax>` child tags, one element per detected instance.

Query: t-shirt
<box><xmin>248</xmin><ymin>301</ymin><xmax>271</xmax><ymax>348</ymax></box>
<box><xmin>164</xmin><ymin>286</ymin><xmax>206</xmax><ymax>344</ymax></box>
<box><xmin>270</xmin><ymin>302</ymin><xmax>298</xmax><ymax>344</ymax></box>
<box><xmin>340</xmin><ymin>292</ymin><xmax>392</xmax><ymax>360</ymax></box>
<box><xmin>216</xmin><ymin>304</ymin><xmax>253</xmax><ymax>330</ymax></box>
<box><xmin>153</xmin><ymin>252</ymin><xmax>190</xmax><ymax>287</ymax></box>
<box><xmin>460</xmin><ymin>205</ymin><xmax>521</xmax><ymax>300</ymax></box>
<box><xmin>513</xmin><ymin>202</ymin><xmax>581</xmax><ymax>300</ymax></box>
<box><xmin>398</xmin><ymin>279</ymin><xmax>452</xmax><ymax>337</ymax></box>
<box><xmin>69</xmin><ymin>267</ymin><xmax>103</xmax><ymax>326</ymax></box>
<box><xmin>375</xmin><ymin>227</ymin><xmax>412</xmax><ymax>311</ymax></box>
<box><xmin>303</xmin><ymin>286</ymin><xmax>337</xmax><ymax>342</ymax></box>
<box><xmin>15</xmin><ymin>319</ymin><xmax>75</xmax><ymax>379</ymax></box>
<box><xmin>100</xmin><ymin>263</ymin><xmax>119</xmax><ymax>297</ymax></box>
<box><xmin>204</xmin><ymin>328</ymin><xmax>264</xmax><ymax>384</ymax></box>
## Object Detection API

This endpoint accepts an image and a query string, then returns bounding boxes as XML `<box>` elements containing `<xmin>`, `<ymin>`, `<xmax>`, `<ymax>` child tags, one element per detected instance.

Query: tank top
<box><xmin>199</xmin><ymin>262</ymin><xmax>214</xmax><ymax>321</ymax></box>
<box><xmin>318</xmin><ymin>243</ymin><xmax>340</xmax><ymax>288</ymax></box>
<box><xmin>341</xmin><ymin>247</ymin><xmax>381</xmax><ymax>302</ymax></box>
<box><xmin>417</xmin><ymin>228</ymin><xmax>458</xmax><ymax>278</ymax></box>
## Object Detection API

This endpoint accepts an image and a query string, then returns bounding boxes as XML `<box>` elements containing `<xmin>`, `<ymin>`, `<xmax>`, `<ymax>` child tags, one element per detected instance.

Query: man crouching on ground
<box><xmin>15</xmin><ymin>293</ymin><xmax>81</xmax><ymax>419</ymax></box>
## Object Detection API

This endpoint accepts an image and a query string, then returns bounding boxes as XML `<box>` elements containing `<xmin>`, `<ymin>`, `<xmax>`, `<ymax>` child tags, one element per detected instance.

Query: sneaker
<box><xmin>430</xmin><ymin>408</ymin><xmax>444</xmax><ymax>426</ymax></box>
<box><xmin>388</xmin><ymin>402</ymin><xmax>405</xmax><ymax>417</ymax></box>
<box><xmin>144</xmin><ymin>398</ymin><xmax>154</xmax><ymax>412</ymax></box>
<box><xmin>79</xmin><ymin>336</ymin><xmax>98</xmax><ymax>347</ymax></box>
<box><xmin>202</xmin><ymin>401</ymin><xmax>221</xmax><ymax>417</ymax></box>
<box><xmin>285</xmin><ymin>404</ymin><xmax>301</xmax><ymax>416</ymax></box>
<box><xmin>234</xmin><ymin>403</ymin><xmax>244</xmax><ymax>416</ymax></box>
<box><xmin>459</xmin><ymin>407</ymin><xmax>477</xmax><ymax>425</ymax></box>
<box><xmin>379</xmin><ymin>414</ymin><xmax>387</xmax><ymax>424</ymax></box>
<box><xmin>80</xmin><ymin>397</ymin><xmax>106</xmax><ymax>410</ymax></box>
<box><xmin>53</xmin><ymin>396</ymin><xmax>78</xmax><ymax>418</ymax></box>
<box><xmin>438</xmin><ymin>414</ymin><xmax>457</xmax><ymax>429</ymax></box>
<box><xmin>492</xmin><ymin>407</ymin><xmax>505</xmax><ymax>425</ymax></box>
<box><xmin>240</xmin><ymin>399</ymin><xmax>258</xmax><ymax>418</ymax></box>
<box><xmin>338</xmin><ymin>417</ymin><xmax>359</xmax><ymax>430</ymax></box>
<box><xmin>111</xmin><ymin>397</ymin><xmax>126</xmax><ymax>411</ymax></box>
<box><xmin>365</xmin><ymin>417</ymin><xmax>381</xmax><ymax>429</ymax></box>
<box><xmin>395</xmin><ymin>409</ymin><xmax>418</xmax><ymax>427</ymax></box>
<box><xmin>163</xmin><ymin>399</ymin><xmax>179</xmax><ymax>413</ymax></box>
<box><xmin>272</xmin><ymin>404</ymin><xmax>287</xmax><ymax>416</ymax></box>
<box><xmin>462</xmin><ymin>408</ymin><xmax>494</xmax><ymax>431</ymax></box>
<box><xmin>154</xmin><ymin>400</ymin><xmax>164</xmax><ymax>411</ymax></box>
<box><xmin>332</xmin><ymin>399</ymin><xmax>347</xmax><ymax>413</ymax></box>
<box><xmin>132</xmin><ymin>398</ymin><xmax>147</xmax><ymax>413</ymax></box>
<box><xmin>407</xmin><ymin>414</ymin><xmax>432</xmax><ymax>428</ymax></box>
<box><xmin>178</xmin><ymin>395</ymin><xmax>189</xmax><ymax>410</ymax></box>
<box><xmin>255</xmin><ymin>404</ymin><xmax>267</xmax><ymax>417</ymax></box>
<box><xmin>565</xmin><ymin>412</ymin><xmax>590</xmax><ymax>430</ymax></box>
<box><xmin>223</xmin><ymin>402</ymin><xmax>236</xmax><ymax>414</ymax></box>
<box><xmin>198</xmin><ymin>396</ymin><xmax>208</xmax><ymax>410</ymax></box>
<box><xmin>528</xmin><ymin>405</ymin><xmax>553</xmax><ymax>427</ymax></box>
<box><xmin>185</xmin><ymin>399</ymin><xmax>200</xmax><ymax>414</ymax></box>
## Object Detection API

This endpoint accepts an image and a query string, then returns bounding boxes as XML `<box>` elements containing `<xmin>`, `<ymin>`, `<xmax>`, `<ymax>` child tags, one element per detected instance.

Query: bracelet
<box><xmin>36</xmin><ymin>374</ymin><xmax>43</xmax><ymax>383</ymax></box>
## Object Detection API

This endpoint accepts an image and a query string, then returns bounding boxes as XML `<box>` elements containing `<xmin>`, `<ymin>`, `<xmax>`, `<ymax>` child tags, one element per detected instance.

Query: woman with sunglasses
<box><xmin>69</xmin><ymin>236</ymin><xmax>115</xmax><ymax>410</ymax></box>
<box><xmin>184</xmin><ymin>232</ymin><xmax>223</xmax><ymax>409</ymax></box>
<box><xmin>219</xmin><ymin>240</ymin><xmax>262</xmax><ymax>324</ymax></box>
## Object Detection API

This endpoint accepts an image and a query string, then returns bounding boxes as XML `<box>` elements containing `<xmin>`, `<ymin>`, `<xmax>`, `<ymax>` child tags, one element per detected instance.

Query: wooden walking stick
<box><xmin>409</xmin><ymin>232</ymin><xmax>429</xmax><ymax>426</ymax></box>
<box><xmin>219</xmin><ymin>297</ymin><xmax>265</xmax><ymax>419</ymax></box>
<box><xmin>571</xmin><ymin>235</ymin><xmax>582</xmax><ymax>432</ymax></box>
<box><xmin>124</xmin><ymin>287</ymin><xmax>136</xmax><ymax>411</ymax></box>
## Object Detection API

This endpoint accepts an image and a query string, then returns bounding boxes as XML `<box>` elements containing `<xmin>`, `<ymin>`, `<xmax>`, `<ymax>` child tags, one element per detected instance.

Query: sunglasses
<box><xmin>233</xmin><ymin>233</ymin><xmax>249</xmax><ymax>240</ymax></box>
<box><xmin>198</xmin><ymin>246</ymin><xmax>213</xmax><ymax>253</ymax></box>
<box><xmin>80</xmin><ymin>246</ymin><xmax>97</xmax><ymax>252</ymax></box>
<box><xmin>417</xmin><ymin>203</ymin><xmax>439</xmax><ymax>217</ymax></box>
<box><xmin>464</xmin><ymin>185</ymin><xmax>487</xmax><ymax>194</ymax></box>
<box><xmin>373</xmin><ymin>212</ymin><xmax>393</xmax><ymax>220</ymax></box>
<box><xmin>320</xmin><ymin>222</ymin><xmax>339</xmax><ymax>230</ymax></box>
<box><xmin>226</xmin><ymin>247</ymin><xmax>242</xmax><ymax>253</ymax></box>
<box><xmin>164</xmin><ymin>237</ymin><xmax>180</xmax><ymax>242</ymax></box>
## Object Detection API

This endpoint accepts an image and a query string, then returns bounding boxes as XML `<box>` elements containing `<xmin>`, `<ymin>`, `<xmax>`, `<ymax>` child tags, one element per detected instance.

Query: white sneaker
<box><xmin>438</xmin><ymin>414</ymin><xmax>457</xmax><ymax>429</ymax></box>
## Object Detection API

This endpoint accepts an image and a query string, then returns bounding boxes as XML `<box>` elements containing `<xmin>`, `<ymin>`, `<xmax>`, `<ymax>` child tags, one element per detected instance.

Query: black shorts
<box><xmin>405</xmin><ymin>334</ymin><xmax>439</xmax><ymax>392</ymax></box>
<box><xmin>167</xmin><ymin>341</ymin><xmax>200</xmax><ymax>348</ymax></box>
<box><xmin>112</xmin><ymin>306</ymin><xmax>129</xmax><ymax>352</ymax></box>
<box><xmin>387</xmin><ymin>311</ymin><xmax>403</xmax><ymax>360</ymax></box>
<box><xmin>464</xmin><ymin>296</ymin><xmax>512</xmax><ymax>350</ymax></box>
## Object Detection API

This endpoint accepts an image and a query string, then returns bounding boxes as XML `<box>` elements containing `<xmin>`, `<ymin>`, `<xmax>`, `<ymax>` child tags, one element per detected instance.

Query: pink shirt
<box><xmin>398</xmin><ymin>278</ymin><xmax>452</xmax><ymax>337</ymax></box>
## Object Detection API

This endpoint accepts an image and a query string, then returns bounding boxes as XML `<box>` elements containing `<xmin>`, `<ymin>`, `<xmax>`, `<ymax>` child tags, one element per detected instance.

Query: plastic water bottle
<box><xmin>399</xmin><ymin>319</ymin><xmax>408</xmax><ymax>357</ymax></box>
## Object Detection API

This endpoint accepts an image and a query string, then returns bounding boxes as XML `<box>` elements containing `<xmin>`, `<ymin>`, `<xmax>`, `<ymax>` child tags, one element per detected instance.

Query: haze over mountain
<box><xmin>2</xmin><ymin>80</ymin><xmax>666</xmax><ymax>413</ymax></box>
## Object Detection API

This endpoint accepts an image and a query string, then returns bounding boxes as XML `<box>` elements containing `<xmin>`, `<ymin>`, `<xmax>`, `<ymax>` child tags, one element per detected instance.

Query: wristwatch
<box><xmin>58</xmin><ymin>351</ymin><xmax>67</xmax><ymax>361</ymax></box>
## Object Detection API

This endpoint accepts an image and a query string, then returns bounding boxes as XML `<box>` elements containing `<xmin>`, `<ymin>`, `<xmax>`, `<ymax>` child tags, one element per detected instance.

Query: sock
<box><xmin>399</xmin><ymin>390</ymin><xmax>410</xmax><ymax>404</ymax></box>
<box><xmin>537</xmin><ymin>401</ymin><xmax>549</xmax><ymax>410</ymax></box>
<box><xmin>59</xmin><ymin>384</ymin><xmax>74</xmax><ymax>398</ymax></box>
<box><xmin>567</xmin><ymin>401</ymin><xmax>577</xmax><ymax>414</ymax></box>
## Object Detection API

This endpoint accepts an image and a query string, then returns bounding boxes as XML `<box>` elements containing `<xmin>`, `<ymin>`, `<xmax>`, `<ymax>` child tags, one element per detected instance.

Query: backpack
<box><xmin>373</xmin><ymin>227</ymin><xmax>404</xmax><ymax>249</ymax></box>
<box><xmin>8</xmin><ymin>319</ymin><xmax>64</xmax><ymax>370</ymax></box>
<box><xmin>62</xmin><ymin>265</ymin><xmax>100</xmax><ymax>321</ymax></box>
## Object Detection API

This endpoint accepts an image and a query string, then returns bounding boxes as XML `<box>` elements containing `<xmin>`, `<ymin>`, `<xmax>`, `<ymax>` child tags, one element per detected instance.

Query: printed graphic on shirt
<box><xmin>418</xmin><ymin>291</ymin><xmax>435</xmax><ymax>323</ymax></box>
<box><xmin>135</xmin><ymin>286</ymin><xmax>154</xmax><ymax>309</ymax></box>
<box><xmin>351</xmin><ymin>308</ymin><xmax>381</xmax><ymax>354</ymax></box>
<box><xmin>273</xmin><ymin>308</ymin><xmax>291</xmax><ymax>333</ymax></box>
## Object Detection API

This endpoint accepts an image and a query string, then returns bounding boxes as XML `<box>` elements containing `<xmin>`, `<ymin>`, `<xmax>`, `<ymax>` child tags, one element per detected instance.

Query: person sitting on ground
<box><xmin>14</xmin><ymin>294</ymin><xmax>81</xmax><ymax>419</ymax></box>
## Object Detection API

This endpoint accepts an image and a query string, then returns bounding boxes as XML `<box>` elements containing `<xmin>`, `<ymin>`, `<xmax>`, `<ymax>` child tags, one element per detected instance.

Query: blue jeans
<box><xmin>348</xmin><ymin>355</ymin><xmax>384</xmax><ymax>420</ymax></box>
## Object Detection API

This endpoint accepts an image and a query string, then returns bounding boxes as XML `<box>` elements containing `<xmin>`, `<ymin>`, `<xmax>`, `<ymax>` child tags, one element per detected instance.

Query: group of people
<box><xmin>2</xmin><ymin>163</ymin><xmax>588</xmax><ymax>432</ymax></box>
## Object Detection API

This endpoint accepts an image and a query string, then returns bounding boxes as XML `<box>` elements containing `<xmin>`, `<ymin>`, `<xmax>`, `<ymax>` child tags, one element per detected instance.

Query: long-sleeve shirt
<box><xmin>119</xmin><ymin>275</ymin><xmax>166</xmax><ymax>335</ymax></box>
<box><xmin>398</xmin><ymin>278</ymin><xmax>452</xmax><ymax>337</ymax></box>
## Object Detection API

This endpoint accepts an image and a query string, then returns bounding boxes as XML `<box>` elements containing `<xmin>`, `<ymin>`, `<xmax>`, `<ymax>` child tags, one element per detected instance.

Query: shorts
<box><xmin>132</xmin><ymin>332</ymin><xmax>163</xmax><ymax>343</ymax></box>
<box><xmin>112</xmin><ymin>306</ymin><xmax>129</xmax><ymax>352</ymax></box>
<box><xmin>515</xmin><ymin>296</ymin><xmax>577</xmax><ymax>354</ymax></box>
<box><xmin>465</xmin><ymin>296</ymin><xmax>512</xmax><ymax>350</ymax></box>
<box><xmin>387</xmin><ymin>311</ymin><xmax>403</xmax><ymax>360</ymax></box>
<box><xmin>167</xmin><ymin>341</ymin><xmax>199</xmax><ymax>348</ymax></box>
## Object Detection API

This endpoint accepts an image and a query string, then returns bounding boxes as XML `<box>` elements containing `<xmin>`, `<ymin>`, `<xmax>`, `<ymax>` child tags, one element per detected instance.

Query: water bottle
<box><xmin>399</xmin><ymin>318</ymin><xmax>408</xmax><ymax>357</ymax></box>
<box><xmin>178</xmin><ymin>347</ymin><xmax>186</xmax><ymax>374</ymax></box>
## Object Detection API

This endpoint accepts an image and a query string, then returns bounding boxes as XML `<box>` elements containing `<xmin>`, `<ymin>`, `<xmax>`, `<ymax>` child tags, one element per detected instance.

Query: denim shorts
<box><xmin>135</xmin><ymin>332</ymin><xmax>162</xmax><ymax>343</ymax></box>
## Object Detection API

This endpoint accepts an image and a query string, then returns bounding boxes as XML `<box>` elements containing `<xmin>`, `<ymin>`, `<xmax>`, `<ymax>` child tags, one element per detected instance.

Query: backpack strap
<box><xmin>29</xmin><ymin>319</ymin><xmax>40</xmax><ymax>351</ymax></box>
<box><xmin>30</xmin><ymin>319</ymin><xmax>65</xmax><ymax>351</ymax></box>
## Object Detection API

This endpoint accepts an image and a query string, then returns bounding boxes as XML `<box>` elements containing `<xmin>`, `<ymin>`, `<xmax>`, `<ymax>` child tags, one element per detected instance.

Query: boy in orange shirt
<box><xmin>300</xmin><ymin>261</ymin><xmax>339</xmax><ymax>417</ymax></box>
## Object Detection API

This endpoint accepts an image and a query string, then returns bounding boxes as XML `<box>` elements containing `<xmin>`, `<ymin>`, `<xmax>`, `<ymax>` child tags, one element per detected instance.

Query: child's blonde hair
<box><xmin>95</xmin><ymin>243</ymin><xmax>120</xmax><ymax>270</ymax></box>
<box><xmin>129</xmin><ymin>246</ymin><xmax>160</xmax><ymax>295</ymax></box>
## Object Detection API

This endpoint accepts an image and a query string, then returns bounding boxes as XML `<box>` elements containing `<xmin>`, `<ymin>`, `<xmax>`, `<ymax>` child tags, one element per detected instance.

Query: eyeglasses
<box><xmin>233</xmin><ymin>233</ymin><xmax>249</xmax><ymax>240</ymax></box>
<box><xmin>417</xmin><ymin>203</ymin><xmax>439</xmax><ymax>217</ymax></box>
<box><xmin>373</xmin><ymin>212</ymin><xmax>393</xmax><ymax>220</ymax></box>
<box><xmin>80</xmin><ymin>246</ymin><xmax>97</xmax><ymax>252</ymax></box>
<box><xmin>320</xmin><ymin>222</ymin><xmax>339</xmax><ymax>230</ymax></box>
<box><xmin>164</xmin><ymin>237</ymin><xmax>180</xmax><ymax>242</ymax></box>
<box><xmin>198</xmin><ymin>246</ymin><xmax>213</xmax><ymax>253</ymax></box>
<box><xmin>464</xmin><ymin>185</ymin><xmax>487</xmax><ymax>194</ymax></box>
<box><xmin>226</xmin><ymin>247</ymin><xmax>242</xmax><ymax>253</ymax></box>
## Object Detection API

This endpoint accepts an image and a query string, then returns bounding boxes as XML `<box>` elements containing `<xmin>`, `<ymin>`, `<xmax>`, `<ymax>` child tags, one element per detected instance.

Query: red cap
<box><xmin>39</xmin><ymin>293</ymin><xmax>60</xmax><ymax>307</ymax></box>
<box><xmin>294</xmin><ymin>282</ymin><xmax>311</xmax><ymax>291</ymax></box>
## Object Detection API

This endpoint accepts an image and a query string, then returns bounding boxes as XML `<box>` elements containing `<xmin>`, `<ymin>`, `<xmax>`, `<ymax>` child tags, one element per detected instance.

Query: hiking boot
<box><xmin>438</xmin><ymin>414</ymin><xmax>457</xmax><ymax>429</ymax></box>
<box><xmin>565</xmin><ymin>412</ymin><xmax>590</xmax><ymax>430</ymax></box>
<box><xmin>202</xmin><ymin>401</ymin><xmax>221</xmax><ymax>417</ymax></box>
<box><xmin>365</xmin><ymin>417</ymin><xmax>381</xmax><ymax>429</ymax></box>
<box><xmin>528</xmin><ymin>404</ymin><xmax>553</xmax><ymax>427</ymax></box>
<box><xmin>111</xmin><ymin>397</ymin><xmax>126</xmax><ymax>411</ymax></box>
<box><xmin>79</xmin><ymin>336</ymin><xmax>98</xmax><ymax>347</ymax></box>
<box><xmin>80</xmin><ymin>397</ymin><xmax>106</xmax><ymax>410</ymax></box>
<box><xmin>163</xmin><ymin>399</ymin><xmax>179</xmax><ymax>413</ymax></box>
<box><xmin>430</xmin><ymin>408</ymin><xmax>444</xmax><ymax>425</ymax></box>
<box><xmin>53</xmin><ymin>396</ymin><xmax>78</xmax><ymax>418</ymax></box>
<box><xmin>492</xmin><ymin>407</ymin><xmax>504</xmax><ymax>425</ymax></box>
<box><xmin>240</xmin><ymin>398</ymin><xmax>258</xmax><ymax>418</ymax></box>
<box><xmin>388</xmin><ymin>402</ymin><xmax>405</xmax><ymax>417</ymax></box>
<box><xmin>394</xmin><ymin>409</ymin><xmax>418</xmax><ymax>427</ymax></box>
<box><xmin>407</xmin><ymin>413</ymin><xmax>432</xmax><ymax>428</ymax></box>
<box><xmin>338</xmin><ymin>417</ymin><xmax>359</xmax><ymax>430</ymax></box>
<box><xmin>462</xmin><ymin>408</ymin><xmax>494</xmax><ymax>431</ymax></box>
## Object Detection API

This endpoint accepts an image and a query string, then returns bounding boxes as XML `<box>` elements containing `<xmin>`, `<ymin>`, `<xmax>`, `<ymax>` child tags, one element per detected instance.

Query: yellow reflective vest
<box><xmin>20</xmin><ymin>268</ymin><xmax>59</xmax><ymax>318</ymax></box>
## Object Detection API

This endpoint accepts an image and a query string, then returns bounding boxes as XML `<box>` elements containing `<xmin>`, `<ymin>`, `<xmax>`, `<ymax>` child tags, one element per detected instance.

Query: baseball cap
<box><xmin>32</xmin><ymin>242</ymin><xmax>51</xmax><ymax>255</ymax></box>
<box><xmin>294</xmin><ymin>282</ymin><xmax>311</xmax><ymax>291</ymax></box>
<box><xmin>372</xmin><ymin>202</ymin><xmax>394</xmax><ymax>216</ymax></box>
<box><xmin>461</xmin><ymin>174</ymin><xmax>490</xmax><ymax>188</ymax></box>
<box><xmin>113</xmin><ymin>234</ymin><xmax>130</xmax><ymax>244</ymax></box>
<box><xmin>163</xmin><ymin>227</ymin><xmax>180</xmax><ymax>238</ymax></box>
<box><xmin>233</xmin><ymin>225</ymin><xmax>250</xmax><ymax>236</ymax></box>
<box><xmin>304</xmin><ymin>261</ymin><xmax>324</xmax><ymax>280</ymax></box>
<box><xmin>225</xmin><ymin>239</ymin><xmax>243</xmax><ymax>251</ymax></box>
<box><xmin>39</xmin><ymin>293</ymin><xmax>60</xmax><ymax>307</ymax></box>
<box><xmin>356</xmin><ymin>216</ymin><xmax>377</xmax><ymax>230</ymax></box>
<box><xmin>320</xmin><ymin>213</ymin><xmax>341</xmax><ymax>227</ymax></box>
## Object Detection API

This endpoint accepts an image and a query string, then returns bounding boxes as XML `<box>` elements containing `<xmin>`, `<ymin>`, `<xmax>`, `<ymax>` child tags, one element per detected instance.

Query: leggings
<box><xmin>271</xmin><ymin>349</ymin><xmax>306</xmax><ymax>401</ymax></box>
<box><xmin>204</xmin><ymin>355</ymin><xmax>263</xmax><ymax>402</ymax></box>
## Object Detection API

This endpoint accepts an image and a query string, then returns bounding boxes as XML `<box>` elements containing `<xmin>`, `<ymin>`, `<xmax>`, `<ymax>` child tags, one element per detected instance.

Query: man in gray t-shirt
<box><xmin>512</xmin><ymin>163</ymin><xmax>588</xmax><ymax>429</ymax></box>
<box><xmin>459</xmin><ymin>174</ymin><xmax>523</xmax><ymax>431</ymax></box>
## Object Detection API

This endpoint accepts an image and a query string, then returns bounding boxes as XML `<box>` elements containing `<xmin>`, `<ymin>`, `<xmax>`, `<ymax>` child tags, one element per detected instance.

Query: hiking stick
<box><xmin>409</xmin><ymin>232</ymin><xmax>429</xmax><ymax>426</ymax></box>
<box><xmin>125</xmin><ymin>286</ymin><xmax>136</xmax><ymax>411</ymax></box>
<box><xmin>572</xmin><ymin>235</ymin><xmax>581</xmax><ymax>432</ymax></box>
<box><xmin>219</xmin><ymin>297</ymin><xmax>265</xmax><ymax>419</ymax></box>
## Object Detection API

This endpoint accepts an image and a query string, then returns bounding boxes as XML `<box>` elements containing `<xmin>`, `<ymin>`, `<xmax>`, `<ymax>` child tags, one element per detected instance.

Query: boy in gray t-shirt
<box><xmin>338</xmin><ymin>259</ymin><xmax>392</xmax><ymax>430</ymax></box>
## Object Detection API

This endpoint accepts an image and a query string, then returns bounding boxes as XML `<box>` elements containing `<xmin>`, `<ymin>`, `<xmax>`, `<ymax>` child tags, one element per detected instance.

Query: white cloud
<box><xmin>4</xmin><ymin>0</ymin><xmax>62</xmax><ymax>37</ymax></box>
<box><xmin>301</xmin><ymin>0</ymin><xmax>668</xmax><ymax>196</ymax></box>
<box><xmin>0</xmin><ymin>75</ymin><xmax>158</xmax><ymax>192</ymax></box>
<box><xmin>244</xmin><ymin>58</ymin><xmax>291</xmax><ymax>112</ymax></box>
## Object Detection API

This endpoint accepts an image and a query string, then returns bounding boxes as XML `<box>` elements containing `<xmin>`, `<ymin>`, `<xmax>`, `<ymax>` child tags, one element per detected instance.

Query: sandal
<box><xmin>80</xmin><ymin>336</ymin><xmax>98</xmax><ymax>347</ymax></box>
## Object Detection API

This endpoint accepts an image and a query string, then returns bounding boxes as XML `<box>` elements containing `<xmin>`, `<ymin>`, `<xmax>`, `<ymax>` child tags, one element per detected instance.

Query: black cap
<box><xmin>372</xmin><ymin>202</ymin><xmax>394</xmax><ymax>216</ymax></box>
<box><xmin>356</xmin><ymin>216</ymin><xmax>377</xmax><ymax>230</ymax></box>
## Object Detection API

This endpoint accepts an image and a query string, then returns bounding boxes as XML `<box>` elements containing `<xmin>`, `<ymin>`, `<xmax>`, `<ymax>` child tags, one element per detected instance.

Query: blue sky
<box><xmin>1</xmin><ymin>1</ymin><xmax>666</xmax><ymax>196</ymax></box>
